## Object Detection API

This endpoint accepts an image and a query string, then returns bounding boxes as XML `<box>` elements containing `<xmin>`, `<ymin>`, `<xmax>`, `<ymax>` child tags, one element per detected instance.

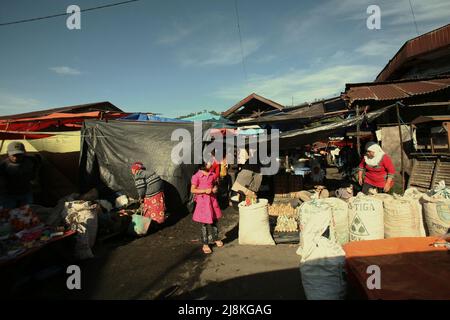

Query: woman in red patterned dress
<box><xmin>131</xmin><ymin>162</ymin><xmax>166</xmax><ymax>224</ymax></box>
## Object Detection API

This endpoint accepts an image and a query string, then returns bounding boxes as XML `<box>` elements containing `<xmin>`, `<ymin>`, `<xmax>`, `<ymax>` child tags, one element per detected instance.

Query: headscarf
<box><xmin>131</xmin><ymin>162</ymin><xmax>145</xmax><ymax>171</ymax></box>
<box><xmin>364</xmin><ymin>143</ymin><xmax>385</xmax><ymax>167</ymax></box>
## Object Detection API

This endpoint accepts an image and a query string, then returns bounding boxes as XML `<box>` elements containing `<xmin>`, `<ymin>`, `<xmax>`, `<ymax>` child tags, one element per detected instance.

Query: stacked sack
<box><xmin>421</xmin><ymin>181</ymin><xmax>450</xmax><ymax>236</ymax></box>
<box><xmin>297</xmin><ymin>198</ymin><xmax>350</xmax><ymax>246</ymax></box>
<box><xmin>374</xmin><ymin>192</ymin><xmax>425</xmax><ymax>238</ymax></box>
<box><xmin>62</xmin><ymin>201</ymin><xmax>99</xmax><ymax>260</ymax></box>
<box><xmin>298</xmin><ymin>200</ymin><xmax>333</xmax><ymax>249</ymax></box>
<box><xmin>348</xmin><ymin>193</ymin><xmax>384</xmax><ymax>242</ymax></box>
<box><xmin>238</xmin><ymin>199</ymin><xmax>275</xmax><ymax>245</ymax></box>
<box><xmin>297</xmin><ymin>200</ymin><xmax>346</xmax><ymax>300</ymax></box>
<box><xmin>321</xmin><ymin>198</ymin><xmax>349</xmax><ymax>245</ymax></box>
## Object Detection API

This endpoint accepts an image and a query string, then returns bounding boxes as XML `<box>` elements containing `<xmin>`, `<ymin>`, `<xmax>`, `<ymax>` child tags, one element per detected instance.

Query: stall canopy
<box><xmin>0</xmin><ymin>101</ymin><xmax>125</xmax><ymax>139</ymax></box>
<box><xmin>264</xmin><ymin>104</ymin><xmax>394</xmax><ymax>149</ymax></box>
<box><xmin>181</xmin><ymin>111</ymin><xmax>222</xmax><ymax>122</ymax></box>
<box><xmin>80</xmin><ymin>120</ymin><xmax>212</xmax><ymax>212</ymax></box>
<box><xmin>119</xmin><ymin>113</ymin><xmax>188</xmax><ymax>123</ymax></box>
<box><xmin>0</xmin><ymin>111</ymin><xmax>125</xmax><ymax>139</ymax></box>
<box><xmin>0</xmin><ymin>101</ymin><xmax>122</xmax><ymax>121</ymax></box>
<box><xmin>0</xmin><ymin>102</ymin><xmax>126</xmax><ymax>204</ymax></box>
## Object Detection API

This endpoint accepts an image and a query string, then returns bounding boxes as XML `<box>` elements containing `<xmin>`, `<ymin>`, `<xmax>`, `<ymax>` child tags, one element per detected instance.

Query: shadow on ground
<box><xmin>172</xmin><ymin>268</ymin><xmax>305</xmax><ymax>300</ymax></box>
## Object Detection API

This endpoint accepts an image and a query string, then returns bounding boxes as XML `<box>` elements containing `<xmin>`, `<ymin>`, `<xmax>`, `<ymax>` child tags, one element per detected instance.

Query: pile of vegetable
<box><xmin>269</xmin><ymin>201</ymin><xmax>299</xmax><ymax>232</ymax></box>
<box><xmin>268</xmin><ymin>202</ymin><xmax>296</xmax><ymax>217</ymax></box>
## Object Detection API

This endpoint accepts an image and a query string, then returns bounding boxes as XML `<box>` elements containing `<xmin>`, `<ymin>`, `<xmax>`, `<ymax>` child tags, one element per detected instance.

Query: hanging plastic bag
<box><xmin>128</xmin><ymin>204</ymin><xmax>151</xmax><ymax>236</ymax></box>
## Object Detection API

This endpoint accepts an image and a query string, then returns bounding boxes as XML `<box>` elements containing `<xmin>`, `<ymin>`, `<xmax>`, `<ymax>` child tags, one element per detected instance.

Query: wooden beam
<box><xmin>396</xmin><ymin>102</ymin><xmax>405</xmax><ymax>193</ymax></box>
<box><xmin>444</xmin><ymin>122</ymin><xmax>450</xmax><ymax>153</ymax></box>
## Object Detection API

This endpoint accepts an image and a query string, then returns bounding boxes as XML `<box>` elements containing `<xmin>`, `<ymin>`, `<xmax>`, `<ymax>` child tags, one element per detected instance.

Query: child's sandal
<box><xmin>202</xmin><ymin>246</ymin><xmax>212</xmax><ymax>254</ymax></box>
<box><xmin>215</xmin><ymin>240</ymin><xmax>224</xmax><ymax>247</ymax></box>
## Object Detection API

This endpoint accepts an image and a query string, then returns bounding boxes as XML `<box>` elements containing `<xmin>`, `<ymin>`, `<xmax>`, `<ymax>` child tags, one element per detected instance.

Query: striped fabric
<box><xmin>134</xmin><ymin>169</ymin><xmax>163</xmax><ymax>198</ymax></box>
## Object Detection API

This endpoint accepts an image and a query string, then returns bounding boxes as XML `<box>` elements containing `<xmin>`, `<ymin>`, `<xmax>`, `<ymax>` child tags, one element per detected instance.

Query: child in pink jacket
<box><xmin>191</xmin><ymin>161</ymin><xmax>223</xmax><ymax>254</ymax></box>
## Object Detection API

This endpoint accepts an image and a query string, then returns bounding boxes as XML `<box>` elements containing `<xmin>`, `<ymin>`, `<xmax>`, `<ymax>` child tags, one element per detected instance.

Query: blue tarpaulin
<box><xmin>181</xmin><ymin>112</ymin><xmax>222</xmax><ymax>122</ymax></box>
<box><xmin>119</xmin><ymin>113</ymin><xmax>189</xmax><ymax>123</ymax></box>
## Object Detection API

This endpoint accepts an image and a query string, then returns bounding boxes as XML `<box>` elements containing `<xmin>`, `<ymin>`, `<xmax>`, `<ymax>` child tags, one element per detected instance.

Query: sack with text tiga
<box><xmin>348</xmin><ymin>194</ymin><xmax>384</xmax><ymax>242</ymax></box>
<box><xmin>238</xmin><ymin>199</ymin><xmax>275</xmax><ymax>245</ymax></box>
<box><xmin>297</xmin><ymin>205</ymin><xmax>346</xmax><ymax>300</ymax></box>
<box><xmin>62</xmin><ymin>201</ymin><xmax>99</xmax><ymax>260</ymax></box>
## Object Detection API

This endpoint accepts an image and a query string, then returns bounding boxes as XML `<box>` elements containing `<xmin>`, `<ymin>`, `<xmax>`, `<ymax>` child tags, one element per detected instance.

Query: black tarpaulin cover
<box><xmin>79</xmin><ymin>120</ymin><xmax>211</xmax><ymax>212</ymax></box>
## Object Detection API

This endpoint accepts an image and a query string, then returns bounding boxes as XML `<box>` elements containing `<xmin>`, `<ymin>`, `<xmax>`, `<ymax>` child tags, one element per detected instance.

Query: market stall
<box><xmin>293</xmin><ymin>179</ymin><xmax>450</xmax><ymax>300</ymax></box>
<box><xmin>0</xmin><ymin>206</ymin><xmax>75</xmax><ymax>266</ymax></box>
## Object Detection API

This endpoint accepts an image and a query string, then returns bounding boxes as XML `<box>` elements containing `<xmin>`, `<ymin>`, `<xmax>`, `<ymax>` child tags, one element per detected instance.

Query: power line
<box><xmin>0</xmin><ymin>0</ymin><xmax>141</xmax><ymax>27</ymax></box>
<box><xmin>234</xmin><ymin>0</ymin><xmax>248</xmax><ymax>82</ymax></box>
<box><xmin>408</xmin><ymin>0</ymin><xmax>420</xmax><ymax>36</ymax></box>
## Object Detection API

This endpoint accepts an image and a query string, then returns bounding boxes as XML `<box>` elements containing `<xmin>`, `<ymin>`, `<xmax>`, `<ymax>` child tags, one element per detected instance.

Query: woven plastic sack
<box><xmin>238</xmin><ymin>199</ymin><xmax>275</xmax><ymax>245</ymax></box>
<box><xmin>63</xmin><ymin>201</ymin><xmax>99</xmax><ymax>260</ymax></box>
<box><xmin>297</xmin><ymin>202</ymin><xmax>346</xmax><ymax>300</ymax></box>
<box><xmin>348</xmin><ymin>194</ymin><xmax>384</xmax><ymax>242</ymax></box>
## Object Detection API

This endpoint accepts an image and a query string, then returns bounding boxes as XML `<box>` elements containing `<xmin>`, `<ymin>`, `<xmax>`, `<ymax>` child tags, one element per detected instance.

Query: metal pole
<box><xmin>356</xmin><ymin>105</ymin><xmax>361</xmax><ymax>157</ymax></box>
<box><xmin>0</xmin><ymin>121</ymin><xmax>10</xmax><ymax>153</ymax></box>
<box><xmin>396</xmin><ymin>102</ymin><xmax>405</xmax><ymax>193</ymax></box>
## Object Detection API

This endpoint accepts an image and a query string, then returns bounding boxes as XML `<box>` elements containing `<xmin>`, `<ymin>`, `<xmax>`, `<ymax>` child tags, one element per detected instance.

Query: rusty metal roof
<box><xmin>376</xmin><ymin>24</ymin><xmax>450</xmax><ymax>82</ymax></box>
<box><xmin>342</xmin><ymin>76</ymin><xmax>450</xmax><ymax>107</ymax></box>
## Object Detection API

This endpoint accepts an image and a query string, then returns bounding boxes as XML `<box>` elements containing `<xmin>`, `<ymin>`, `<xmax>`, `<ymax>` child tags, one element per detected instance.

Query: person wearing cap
<box><xmin>358</xmin><ymin>142</ymin><xmax>395</xmax><ymax>195</ymax></box>
<box><xmin>0</xmin><ymin>141</ymin><xmax>40</xmax><ymax>208</ymax></box>
<box><xmin>131</xmin><ymin>162</ymin><xmax>166</xmax><ymax>224</ymax></box>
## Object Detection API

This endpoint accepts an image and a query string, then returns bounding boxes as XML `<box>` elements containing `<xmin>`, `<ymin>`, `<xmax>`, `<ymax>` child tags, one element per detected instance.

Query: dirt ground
<box><xmin>7</xmin><ymin>205</ymin><xmax>305</xmax><ymax>300</ymax></box>
<box><xmin>6</xmin><ymin>168</ymin><xmax>347</xmax><ymax>300</ymax></box>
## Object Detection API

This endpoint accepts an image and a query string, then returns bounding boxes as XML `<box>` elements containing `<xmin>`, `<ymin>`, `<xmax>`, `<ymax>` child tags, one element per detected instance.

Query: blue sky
<box><xmin>0</xmin><ymin>0</ymin><xmax>449</xmax><ymax>117</ymax></box>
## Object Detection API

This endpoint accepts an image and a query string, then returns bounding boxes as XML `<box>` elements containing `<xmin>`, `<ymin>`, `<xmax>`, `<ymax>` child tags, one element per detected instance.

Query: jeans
<box><xmin>362</xmin><ymin>183</ymin><xmax>383</xmax><ymax>195</ymax></box>
<box><xmin>0</xmin><ymin>192</ymin><xmax>33</xmax><ymax>209</ymax></box>
<box><xmin>201</xmin><ymin>222</ymin><xmax>219</xmax><ymax>245</ymax></box>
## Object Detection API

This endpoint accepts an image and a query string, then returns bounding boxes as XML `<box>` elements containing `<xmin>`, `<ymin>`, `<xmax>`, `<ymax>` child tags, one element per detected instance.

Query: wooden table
<box><xmin>343</xmin><ymin>237</ymin><xmax>450</xmax><ymax>300</ymax></box>
<box><xmin>0</xmin><ymin>230</ymin><xmax>76</xmax><ymax>268</ymax></box>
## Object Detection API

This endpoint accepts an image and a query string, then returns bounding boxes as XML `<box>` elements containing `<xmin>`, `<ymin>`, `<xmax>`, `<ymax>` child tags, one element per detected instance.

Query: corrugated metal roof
<box><xmin>376</xmin><ymin>24</ymin><xmax>450</xmax><ymax>81</ymax></box>
<box><xmin>237</xmin><ymin>98</ymin><xmax>348</xmax><ymax>125</ymax></box>
<box><xmin>343</xmin><ymin>76</ymin><xmax>450</xmax><ymax>107</ymax></box>
<box><xmin>0</xmin><ymin>101</ymin><xmax>123</xmax><ymax>120</ymax></box>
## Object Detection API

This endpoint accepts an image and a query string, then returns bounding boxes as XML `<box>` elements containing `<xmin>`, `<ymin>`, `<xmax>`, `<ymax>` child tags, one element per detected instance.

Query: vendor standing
<box><xmin>0</xmin><ymin>141</ymin><xmax>40</xmax><ymax>208</ymax></box>
<box><xmin>358</xmin><ymin>142</ymin><xmax>395</xmax><ymax>194</ymax></box>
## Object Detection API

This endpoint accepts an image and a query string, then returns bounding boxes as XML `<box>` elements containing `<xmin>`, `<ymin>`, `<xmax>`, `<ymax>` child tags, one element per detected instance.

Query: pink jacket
<box><xmin>191</xmin><ymin>170</ymin><xmax>222</xmax><ymax>224</ymax></box>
